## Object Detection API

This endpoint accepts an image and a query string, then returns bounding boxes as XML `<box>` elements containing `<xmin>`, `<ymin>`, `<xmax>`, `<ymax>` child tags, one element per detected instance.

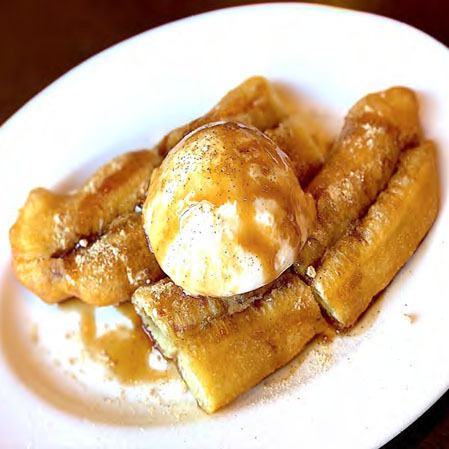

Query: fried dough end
<box><xmin>312</xmin><ymin>142</ymin><xmax>439</xmax><ymax>327</ymax></box>
<box><xmin>295</xmin><ymin>86</ymin><xmax>421</xmax><ymax>277</ymax></box>
<box><xmin>132</xmin><ymin>273</ymin><xmax>326</xmax><ymax>413</ymax></box>
<box><xmin>10</xmin><ymin>151</ymin><xmax>162</xmax><ymax>305</ymax></box>
<box><xmin>156</xmin><ymin>76</ymin><xmax>288</xmax><ymax>157</ymax></box>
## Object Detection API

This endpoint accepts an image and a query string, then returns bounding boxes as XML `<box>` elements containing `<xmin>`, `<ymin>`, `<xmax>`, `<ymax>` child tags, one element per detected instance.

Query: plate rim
<box><xmin>1</xmin><ymin>3</ymin><xmax>449</xmax><ymax>448</ymax></box>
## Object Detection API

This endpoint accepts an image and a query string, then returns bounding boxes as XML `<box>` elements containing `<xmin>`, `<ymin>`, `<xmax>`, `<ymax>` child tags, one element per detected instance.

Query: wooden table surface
<box><xmin>1</xmin><ymin>1</ymin><xmax>448</xmax><ymax>447</ymax></box>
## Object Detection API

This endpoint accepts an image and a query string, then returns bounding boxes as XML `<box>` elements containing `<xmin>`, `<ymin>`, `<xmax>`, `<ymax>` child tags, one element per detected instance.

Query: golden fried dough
<box><xmin>13</xmin><ymin>212</ymin><xmax>163</xmax><ymax>306</ymax></box>
<box><xmin>133</xmin><ymin>272</ymin><xmax>326</xmax><ymax>413</ymax></box>
<box><xmin>295</xmin><ymin>87</ymin><xmax>421</xmax><ymax>278</ymax></box>
<box><xmin>312</xmin><ymin>142</ymin><xmax>439</xmax><ymax>327</ymax></box>
<box><xmin>156</xmin><ymin>76</ymin><xmax>288</xmax><ymax>157</ymax></box>
<box><xmin>266</xmin><ymin>114</ymin><xmax>327</xmax><ymax>185</ymax></box>
<box><xmin>10</xmin><ymin>151</ymin><xmax>162</xmax><ymax>304</ymax></box>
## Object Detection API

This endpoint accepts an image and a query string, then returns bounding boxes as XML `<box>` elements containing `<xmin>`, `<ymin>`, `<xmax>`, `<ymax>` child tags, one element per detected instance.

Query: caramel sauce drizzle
<box><xmin>59</xmin><ymin>300</ymin><xmax>170</xmax><ymax>384</ymax></box>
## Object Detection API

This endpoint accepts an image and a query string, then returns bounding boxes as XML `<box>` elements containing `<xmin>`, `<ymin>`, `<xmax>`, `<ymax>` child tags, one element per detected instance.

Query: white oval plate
<box><xmin>0</xmin><ymin>4</ymin><xmax>448</xmax><ymax>449</ymax></box>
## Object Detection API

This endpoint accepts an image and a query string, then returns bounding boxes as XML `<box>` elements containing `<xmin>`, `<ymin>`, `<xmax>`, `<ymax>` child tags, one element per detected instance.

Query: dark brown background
<box><xmin>1</xmin><ymin>1</ymin><xmax>448</xmax><ymax>447</ymax></box>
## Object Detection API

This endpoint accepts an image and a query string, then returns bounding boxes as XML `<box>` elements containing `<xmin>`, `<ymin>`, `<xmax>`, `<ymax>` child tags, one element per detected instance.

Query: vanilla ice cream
<box><xmin>143</xmin><ymin>121</ymin><xmax>315</xmax><ymax>297</ymax></box>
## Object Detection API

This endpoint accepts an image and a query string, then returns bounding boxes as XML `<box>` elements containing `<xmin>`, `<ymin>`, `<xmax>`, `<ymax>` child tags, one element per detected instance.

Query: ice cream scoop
<box><xmin>143</xmin><ymin>121</ymin><xmax>315</xmax><ymax>297</ymax></box>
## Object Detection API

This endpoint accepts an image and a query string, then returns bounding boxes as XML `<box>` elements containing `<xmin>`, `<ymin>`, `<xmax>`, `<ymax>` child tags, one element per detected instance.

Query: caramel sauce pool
<box><xmin>59</xmin><ymin>300</ymin><xmax>171</xmax><ymax>384</ymax></box>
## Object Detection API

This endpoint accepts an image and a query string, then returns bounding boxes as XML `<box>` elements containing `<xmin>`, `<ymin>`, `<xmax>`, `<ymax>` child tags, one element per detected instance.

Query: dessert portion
<box><xmin>312</xmin><ymin>142</ymin><xmax>439</xmax><ymax>327</ymax></box>
<box><xmin>133</xmin><ymin>272</ymin><xmax>326</xmax><ymax>413</ymax></box>
<box><xmin>9</xmin><ymin>76</ymin><xmax>439</xmax><ymax>414</ymax></box>
<box><xmin>144</xmin><ymin>121</ymin><xmax>315</xmax><ymax>297</ymax></box>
